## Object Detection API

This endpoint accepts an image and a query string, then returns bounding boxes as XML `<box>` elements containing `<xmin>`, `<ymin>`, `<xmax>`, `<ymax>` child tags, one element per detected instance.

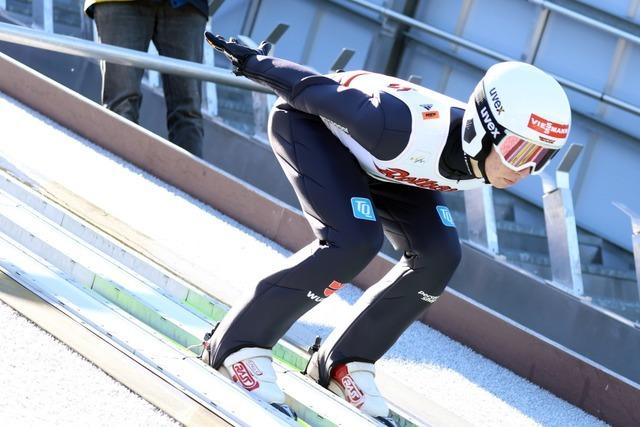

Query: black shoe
<box><xmin>271</xmin><ymin>403</ymin><xmax>297</xmax><ymax>420</ymax></box>
<box><xmin>374</xmin><ymin>415</ymin><xmax>399</xmax><ymax>427</ymax></box>
<box><xmin>200</xmin><ymin>323</ymin><xmax>219</xmax><ymax>366</ymax></box>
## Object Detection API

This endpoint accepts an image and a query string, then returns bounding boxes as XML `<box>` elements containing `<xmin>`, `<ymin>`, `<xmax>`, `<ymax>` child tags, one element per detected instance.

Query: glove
<box><xmin>204</xmin><ymin>32</ymin><xmax>272</xmax><ymax>76</ymax></box>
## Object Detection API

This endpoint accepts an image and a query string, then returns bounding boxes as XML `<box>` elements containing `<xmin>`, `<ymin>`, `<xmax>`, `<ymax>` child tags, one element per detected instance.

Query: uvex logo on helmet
<box><xmin>480</xmin><ymin>106</ymin><xmax>501</xmax><ymax>139</ymax></box>
<box><xmin>489</xmin><ymin>87</ymin><xmax>504</xmax><ymax>114</ymax></box>
<box><xmin>528</xmin><ymin>113</ymin><xmax>569</xmax><ymax>139</ymax></box>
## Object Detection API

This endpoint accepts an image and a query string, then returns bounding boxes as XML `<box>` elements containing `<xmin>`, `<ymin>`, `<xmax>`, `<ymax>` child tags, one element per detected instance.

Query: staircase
<box><xmin>441</xmin><ymin>190</ymin><xmax>639</xmax><ymax>321</ymax></box>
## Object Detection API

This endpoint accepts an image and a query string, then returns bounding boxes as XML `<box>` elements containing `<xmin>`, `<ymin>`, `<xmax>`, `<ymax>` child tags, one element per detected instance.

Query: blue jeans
<box><xmin>94</xmin><ymin>1</ymin><xmax>206</xmax><ymax>157</ymax></box>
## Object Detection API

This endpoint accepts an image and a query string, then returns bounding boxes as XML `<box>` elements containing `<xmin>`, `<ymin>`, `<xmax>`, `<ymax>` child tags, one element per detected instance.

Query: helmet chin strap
<box><xmin>464</xmin><ymin>152</ymin><xmax>492</xmax><ymax>185</ymax></box>
<box><xmin>477</xmin><ymin>155</ymin><xmax>491</xmax><ymax>185</ymax></box>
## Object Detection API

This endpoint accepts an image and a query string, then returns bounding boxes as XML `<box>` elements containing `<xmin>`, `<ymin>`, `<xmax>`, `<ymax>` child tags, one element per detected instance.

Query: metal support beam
<box><xmin>527</xmin><ymin>0</ymin><xmax>640</xmax><ymax>47</ymax></box>
<box><xmin>613</xmin><ymin>202</ymin><xmax>640</xmax><ymax>299</ymax></box>
<box><xmin>464</xmin><ymin>186</ymin><xmax>499</xmax><ymax>255</ymax></box>
<box><xmin>208</xmin><ymin>0</ymin><xmax>225</xmax><ymax>17</ymax></box>
<box><xmin>31</xmin><ymin>0</ymin><xmax>53</xmax><ymax>33</ymax></box>
<box><xmin>202</xmin><ymin>19</ymin><xmax>218</xmax><ymax>116</ymax></box>
<box><xmin>264</xmin><ymin>23</ymin><xmax>290</xmax><ymax>45</ymax></box>
<box><xmin>341</xmin><ymin>0</ymin><xmax>640</xmax><ymax>117</ymax></box>
<box><xmin>523</xmin><ymin>7</ymin><xmax>550</xmax><ymax>63</ymax></box>
<box><xmin>143</xmin><ymin>43</ymin><xmax>161</xmax><ymax>89</ymax></box>
<box><xmin>361</xmin><ymin>0</ymin><xmax>418</xmax><ymax>75</ymax></box>
<box><xmin>542</xmin><ymin>144</ymin><xmax>584</xmax><ymax>296</ymax></box>
<box><xmin>407</xmin><ymin>74</ymin><xmax>422</xmax><ymax>85</ymax></box>
<box><xmin>330</xmin><ymin>48</ymin><xmax>355</xmax><ymax>72</ymax></box>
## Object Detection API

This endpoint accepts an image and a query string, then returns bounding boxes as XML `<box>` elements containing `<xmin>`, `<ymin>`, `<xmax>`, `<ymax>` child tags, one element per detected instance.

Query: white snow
<box><xmin>0</xmin><ymin>300</ymin><xmax>179</xmax><ymax>427</ymax></box>
<box><xmin>0</xmin><ymin>91</ymin><xmax>608</xmax><ymax>427</ymax></box>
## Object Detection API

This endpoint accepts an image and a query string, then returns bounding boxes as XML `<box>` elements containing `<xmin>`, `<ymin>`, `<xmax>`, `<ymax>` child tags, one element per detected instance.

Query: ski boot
<box><xmin>305</xmin><ymin>339</ymin><xmax>398</xmax><ymax>427</ymax></box>
<box><xmin>201</xmin><ymin>328</ymin><xmax>296</xmax><ymax>419</ymax></box>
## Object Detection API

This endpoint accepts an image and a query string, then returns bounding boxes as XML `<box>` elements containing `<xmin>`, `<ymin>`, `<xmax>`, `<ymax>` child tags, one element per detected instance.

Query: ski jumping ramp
<box><xmin>0</xmin><ymin>52</ymin><xmax>637</xmax><ymax>427</ymax></box>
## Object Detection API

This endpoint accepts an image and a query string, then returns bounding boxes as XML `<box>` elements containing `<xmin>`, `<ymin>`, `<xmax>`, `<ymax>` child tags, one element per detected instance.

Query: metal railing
<box><xmin>464</xmin><ymin>187</ymin><xmax>499</xmax><ymax>255</ymax></box>
<box><xmin>340</xmin><ymin>0</ymin><xmax>640</xmax><ymax>117</ymax></box>
<box><xmin>3</xmin><ymin>0</ymin><xmax>639</xmax><ymax>115</ymax></box>
<box><xmin>614</xmin><ymin>203</ymin><xmax>640</xmax><ymax>299</ymax></box>
<box><xmin>541</xmin><ymin>144</ymin><xmax>585</xmax><ymax>295</ymax></box>
<box><xmin>527</xmin><ymin>0</ymin><xmax>640</xmax><ymax>46</ymax></box>
<box><xmin>31</xmin><ymin>0</ymin><xmax>53</xmax><ymax>33</ymax></box>
<box><xmin>0</xmin><ymin>22</ymin><xmax>271</xmax><ymax>94</ymax></box>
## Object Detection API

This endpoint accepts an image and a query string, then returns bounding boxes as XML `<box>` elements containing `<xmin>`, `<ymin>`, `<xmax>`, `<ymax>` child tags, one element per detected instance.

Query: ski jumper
<box><xmin>207</xmin><ymin>55</ymin><xmax>487</xmax><ymax>387</ymax></box>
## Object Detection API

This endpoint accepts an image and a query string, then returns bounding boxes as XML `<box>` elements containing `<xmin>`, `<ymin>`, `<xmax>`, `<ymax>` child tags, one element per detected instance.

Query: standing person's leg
<box><xmin>154</xmin><ymin>4</ymin><xmax>206</xmax><ymax>157</ymax></box>
<box><xmin>308</xmin><ymin>181</ymin><xmax>461</xmax><ymax>414</ymax></box>
<box><xmin>93</xmin><ymin>2</ymin><xmax>155</xmax><ymax>122</ymax></box>
<box><xmin>203</xmin><ymin>103</ymin><xmax>384</xmax><ymax>405</ymax></box>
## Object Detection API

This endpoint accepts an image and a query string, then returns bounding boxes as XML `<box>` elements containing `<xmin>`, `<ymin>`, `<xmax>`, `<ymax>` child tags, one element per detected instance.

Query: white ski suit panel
<box><xmin>322</xmin><ymin>71</ymin><xmax>484</xmax><ymax>192</ymax></box>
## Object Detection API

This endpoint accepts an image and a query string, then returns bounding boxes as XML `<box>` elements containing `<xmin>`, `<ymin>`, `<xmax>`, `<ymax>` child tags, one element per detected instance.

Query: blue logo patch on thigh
<box><xmin>436</xmin><ymin>205</ymin><xmax>455</xmax><ymax>227</ymax></box>
<box><xmin>351</xmin><ymin>197</ymin><xmax>376</xmax><ymax>221</ymax></box>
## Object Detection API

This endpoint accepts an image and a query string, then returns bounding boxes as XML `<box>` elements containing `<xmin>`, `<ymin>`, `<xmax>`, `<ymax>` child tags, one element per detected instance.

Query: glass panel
<box><xmin>53</xmin><ymin>0</ymin><xmax>83</xmax><ymax>36</ymax></box>
<box><xmin>6</xmin><ymin>0</ymin><xmax>32</xmax><ymax>18</ymax></box>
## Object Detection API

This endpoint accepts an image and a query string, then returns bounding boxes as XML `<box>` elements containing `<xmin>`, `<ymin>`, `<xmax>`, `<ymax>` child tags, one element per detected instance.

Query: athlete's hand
<box><xmin>205</xmin><ymin>32</ymin><xmax>272</xmax><ymax>76</ymax></box>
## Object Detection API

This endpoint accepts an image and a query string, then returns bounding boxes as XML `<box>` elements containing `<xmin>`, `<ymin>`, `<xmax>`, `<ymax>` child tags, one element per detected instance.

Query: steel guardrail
<box><xmin>337</xmin><ymin>0</ymin><xmax>640</xmax><ymax>117</ymax></box>
<box><xmin>0</xmin><ymin>22</ymin><xmax>272</xmax><ymax>94</ymax></box>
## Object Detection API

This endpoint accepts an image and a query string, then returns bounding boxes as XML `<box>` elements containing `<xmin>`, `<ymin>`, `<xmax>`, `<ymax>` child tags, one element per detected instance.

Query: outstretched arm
<box><xmin>206</xmin><ymin>33</ymin><xmax>411</xmax><ymax>160</ymax></box>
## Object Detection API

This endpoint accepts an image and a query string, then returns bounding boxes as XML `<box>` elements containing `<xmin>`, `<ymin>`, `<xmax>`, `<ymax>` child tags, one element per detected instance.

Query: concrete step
<box><xmin>439</xmin><ymin>195</ymin><xmax>638</xmax><ymax>303</ymax></box>
<box><xmin>442</xmin><ymin>192</ymin><xmax>515</xmax><ymax>222</ymax></box>
<box><xmin>445</xmin><ymin>192</ymin><xmax>632</xmax><ymax>274</ymax></box>
<box><xmin>449</xmin><ymin>210</ymin><xmax>610</xmax><ymax>267</ymax></box>
<box><xmin>591</xmin><ymin>297</ymin><xmax>640</xmax><ymax>325</ymax></box>
<box><xmin>503</xmin><ymin>249</ymin><xmax>636</xmax><ymax>280</ymax></box>
<box><xmin>503</xmin><ymin>250</ymin><xmax>639</xmax><ymax>307</ymax></box>
<box><xmin>495</xmin><ymin>220</ymin><xmax>605</xmax><ymax>265</ymax></box>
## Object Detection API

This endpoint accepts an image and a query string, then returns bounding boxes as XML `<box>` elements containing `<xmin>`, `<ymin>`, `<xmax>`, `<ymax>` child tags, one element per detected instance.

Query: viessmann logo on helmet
<box><xmin>528</xmin><ymin>113</ymin><xmax>569</xmax><ymax>139</ymax></box>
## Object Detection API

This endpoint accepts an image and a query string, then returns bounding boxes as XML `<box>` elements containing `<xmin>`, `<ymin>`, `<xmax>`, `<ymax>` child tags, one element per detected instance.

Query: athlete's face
<box><xmin>485</xmin><ymin>146</ymin><xmax>531</xmax><ymax>188</ymax></box>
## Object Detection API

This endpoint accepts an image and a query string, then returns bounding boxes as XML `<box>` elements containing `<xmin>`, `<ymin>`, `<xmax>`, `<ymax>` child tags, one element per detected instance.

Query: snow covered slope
<box><xmin>0</xmin><ymin>91</ymin><xmax>608</xmax><ymax>427</ymax></box>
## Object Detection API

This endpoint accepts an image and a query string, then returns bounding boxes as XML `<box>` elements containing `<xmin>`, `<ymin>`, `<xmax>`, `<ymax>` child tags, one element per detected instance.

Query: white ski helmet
<box><xmin>462</xmin><ymin>61</ymin><xmax>571</xmax><ymax>176</ymax></box>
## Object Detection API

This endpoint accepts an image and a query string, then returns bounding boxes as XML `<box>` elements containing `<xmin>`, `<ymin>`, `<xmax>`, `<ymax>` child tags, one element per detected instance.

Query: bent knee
<box><xmin>411</xmin><ymin>236</ymin><xmax>462</xmax><ymax>277</ymax></box>
<box><xmin>331</xmin><ymin>230</ymin><xmax>384</xmax><ymax>271</ymax></box>
<box><xmin>444</xmin><ymin>240</ymin><xmax>462</xmax><ymax>272</ymax></box>
<box><xmin>346</xmin><ymin>231</ymin><xmax>384</xmax><ymax>260</ymax></box>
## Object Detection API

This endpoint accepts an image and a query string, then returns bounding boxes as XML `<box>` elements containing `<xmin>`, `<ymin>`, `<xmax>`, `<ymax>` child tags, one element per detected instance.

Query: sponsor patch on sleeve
<box><xmin>421</xmin><ymin>111</ymin><xmax>440</xmax><ymax>120</ymax></box>
<box><xmin>436</xmin><ymin>205</ymin><xmax>455</xmax><ymax>227</ymax></box>
<box><xmin>351</xmin><ymin>197</ymin><xmax>376</xmax><ymax>221</ymax></box>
